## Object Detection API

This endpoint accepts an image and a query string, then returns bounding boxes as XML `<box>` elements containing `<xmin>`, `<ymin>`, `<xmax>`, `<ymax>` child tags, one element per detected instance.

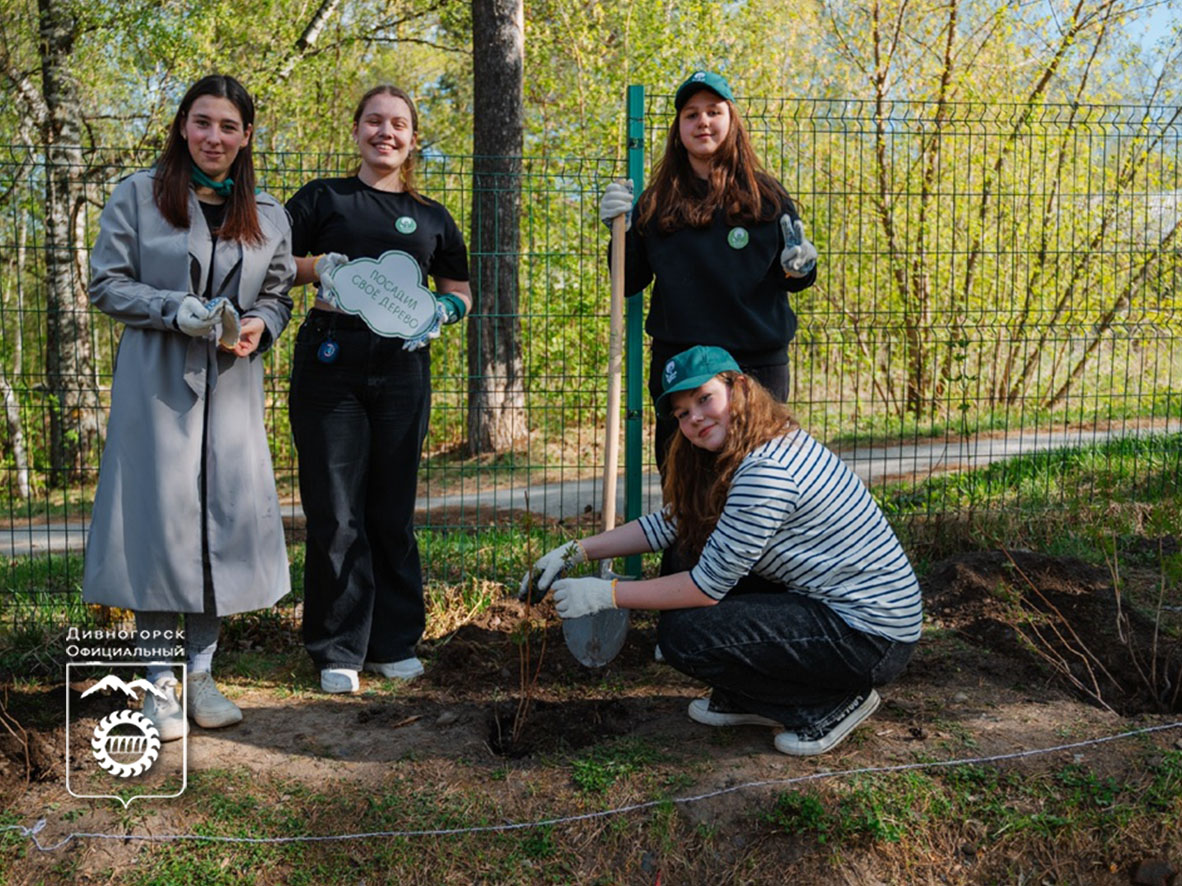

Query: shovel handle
<box><xmin>602</xmin><ymin>214</ymin><xmax>626</xmax><ymax>537</ymax></box>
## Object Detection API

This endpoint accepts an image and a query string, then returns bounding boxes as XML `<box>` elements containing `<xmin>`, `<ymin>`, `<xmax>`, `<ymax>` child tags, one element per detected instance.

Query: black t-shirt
<box><xmin>197</xmin><ymin>200</ymin><xmax>228</xmax><ymax>302</ymax></box>
<box><xmin>285</xmin><ymin>177</ymin><xmax>469</xmax><ymax>284</ymax></box>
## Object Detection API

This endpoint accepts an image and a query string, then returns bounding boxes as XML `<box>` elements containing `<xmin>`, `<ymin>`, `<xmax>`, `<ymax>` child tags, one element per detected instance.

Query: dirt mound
<box><xmin>923</xmin><ymin>549</ymin><xmax>1181</xmax><ymax>715</ymax></box>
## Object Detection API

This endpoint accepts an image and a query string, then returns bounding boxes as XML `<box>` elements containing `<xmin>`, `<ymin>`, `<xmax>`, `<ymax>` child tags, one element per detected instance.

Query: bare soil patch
<box><xmin>923</xmin><ymin>548</ymin><xmax>1181</xmax><ymax>715</ymax></box>
<box><xmin>2</xmin><ymin>547</ymin><xmax>1181</xmax><ymax>884</ymax></box>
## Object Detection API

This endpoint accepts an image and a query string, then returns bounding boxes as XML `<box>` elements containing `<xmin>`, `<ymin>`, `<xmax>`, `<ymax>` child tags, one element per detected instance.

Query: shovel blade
<box><xmin>562</xmin><ymin>608</ymin><xmax>629</xmax><ymax>667</ymax></box>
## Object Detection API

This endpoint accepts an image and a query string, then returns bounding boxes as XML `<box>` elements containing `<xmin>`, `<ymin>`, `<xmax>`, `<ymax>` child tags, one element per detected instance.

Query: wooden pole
<box><xmin>602</xmin><ymin>214</ymin><xmax>626</xmax><ymax>536</ymax></box>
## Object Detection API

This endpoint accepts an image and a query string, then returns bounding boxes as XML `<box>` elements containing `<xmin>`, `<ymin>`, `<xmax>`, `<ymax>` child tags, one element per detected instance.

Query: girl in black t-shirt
<box><xmin>286</xmin><ymin>85</ymin><xmax>471</xmax><ymax>694</ymax></box>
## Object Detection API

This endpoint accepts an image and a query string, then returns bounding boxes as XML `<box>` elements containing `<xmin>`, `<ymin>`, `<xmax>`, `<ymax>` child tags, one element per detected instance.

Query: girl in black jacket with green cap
<box><xmin>601</xmin><ymin>70</ymin><xmax>818</xmax><ymax>472</ymax></box>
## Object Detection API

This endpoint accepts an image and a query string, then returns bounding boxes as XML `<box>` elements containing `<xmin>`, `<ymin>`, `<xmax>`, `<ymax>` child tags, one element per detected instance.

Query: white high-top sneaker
<box><xmin>142</xmin><ymin>673</ymin><xmax>187</xmax><ymax>742</ymax></box>
<box><xmin>185</xmin><ymin>671</ymin><xmax>243</xmax><ymax>729</ymax></box>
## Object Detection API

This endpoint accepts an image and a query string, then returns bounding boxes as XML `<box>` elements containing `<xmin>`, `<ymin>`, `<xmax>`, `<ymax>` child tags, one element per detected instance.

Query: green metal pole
<box><xmin>624</xmin><ymin>84</ymin><xmax>645</xmax><ymax>578</ymax></box>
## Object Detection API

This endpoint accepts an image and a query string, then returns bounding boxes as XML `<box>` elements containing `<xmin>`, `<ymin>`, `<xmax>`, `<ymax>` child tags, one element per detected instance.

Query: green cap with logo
<box><xmin>674</xmin><ymin>70</ymin><xmax>735</xmax><ymax>111</ymax></box>
<box><xmin>655</xmin><ymin>345</ymin><xmax>741</xmax><ymax>418</ymax></box>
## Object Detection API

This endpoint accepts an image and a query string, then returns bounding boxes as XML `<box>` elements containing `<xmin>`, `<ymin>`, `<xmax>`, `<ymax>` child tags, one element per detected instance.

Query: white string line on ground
<box><xmin>4</xmin><ymin>720</ymin><xmax>1180</xmax><ymax>852</ymax></box>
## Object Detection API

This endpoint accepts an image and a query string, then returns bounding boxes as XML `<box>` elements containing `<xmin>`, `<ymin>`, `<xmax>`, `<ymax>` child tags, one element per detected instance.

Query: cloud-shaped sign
<box><xmin>324</xmin><ymin>250</ymin><xmax>439</xmax><ymax>339</ymax></box>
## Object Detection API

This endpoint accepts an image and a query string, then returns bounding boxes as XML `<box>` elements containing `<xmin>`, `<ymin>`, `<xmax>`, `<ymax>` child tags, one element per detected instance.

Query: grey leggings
<box><xmin>135</xmin><ymin>610</ymin><xmax>222</xmax><ymax>680</ymax></box>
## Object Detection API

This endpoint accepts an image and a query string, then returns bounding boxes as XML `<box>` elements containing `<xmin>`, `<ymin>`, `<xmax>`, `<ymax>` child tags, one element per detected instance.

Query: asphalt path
<box><xmin>4</xmin><ymin>422</ymin><xmax>1177</xmax><ymax>558</ymax></box>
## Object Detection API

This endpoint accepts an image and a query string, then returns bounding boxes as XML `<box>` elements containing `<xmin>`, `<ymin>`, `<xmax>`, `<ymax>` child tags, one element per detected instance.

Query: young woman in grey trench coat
<box><xmin>83</xmin><ymin>75</ymin><xmax>295</xmax><ymax>741</ymax></box>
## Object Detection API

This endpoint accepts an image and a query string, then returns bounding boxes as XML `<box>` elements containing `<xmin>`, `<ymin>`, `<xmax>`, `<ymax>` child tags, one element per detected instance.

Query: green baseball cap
<box><xmin>674</xmin><ymin>71</ymin><xmax>734</xmax><ymax>110</ymax></box>
<box><xmin>655</xmin><ymin>345</ymin><xmax>741</xmax><ymax>418</ymax></box>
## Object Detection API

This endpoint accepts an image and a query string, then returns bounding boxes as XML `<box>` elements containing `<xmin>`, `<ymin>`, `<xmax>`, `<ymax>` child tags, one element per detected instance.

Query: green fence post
<box><xmin>624</xmin><ymin>84</ymin><xmax>645</xmax><ymax>578</ymax></box>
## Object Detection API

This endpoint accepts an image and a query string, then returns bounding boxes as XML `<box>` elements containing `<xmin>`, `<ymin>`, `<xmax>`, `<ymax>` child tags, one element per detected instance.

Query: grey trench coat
<box><xmin>83</xmin><ymin>170</ymin><xmax>296</xmax><ymax>615</ymax></box>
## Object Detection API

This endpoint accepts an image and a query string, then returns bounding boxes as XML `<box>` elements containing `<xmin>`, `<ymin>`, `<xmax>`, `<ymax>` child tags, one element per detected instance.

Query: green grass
<box><xmin>0</xmin><ymin>552</ymin><xmax>85</xmax><ymax>597</ymax></box>
<box><xmin>879</xmin><ymin>432</ymin><xmax>1182</xmax><ymax>517</ymax></box>
<box><xmin>0</xmin><ymin>486</ymin><xmax>96</xmax><ymax>524</ymax></box>
<box><xmin>570</xmin><ymin>737</ymin><xmax>667</xmax><ymax>794</ymax></box>
<box><xmin>880</xmin><ymin>432</ymin><xmax>1182</xmax><ymax>565</ymax></box>
<box><xmin>421</xmin><ymin>448</ymin><xmax>536</xmax><ymax>483</ymax></box>
<box><xmin>6</xmin><ymin>749</ymin><xmax>1178</xmax><ymax>885</ymax></box>
<box><xmin>765</xmin><ymin>752</ymin><xmax>1182</xmax><ymax>850</ymax></box>
<box><xmin>765</xmin><ymin>771</ymin><xmax>953</xmax><ymax>844</ymax></box>
<box><xmin>821</xmin><ymin>390</ymin><xmax>1182</xmax><ymax>451</ymax></box>
<box><xmin>0</xmin><ymin>525</ymin><xmax>554</xmax><ymax>677</ymax></box>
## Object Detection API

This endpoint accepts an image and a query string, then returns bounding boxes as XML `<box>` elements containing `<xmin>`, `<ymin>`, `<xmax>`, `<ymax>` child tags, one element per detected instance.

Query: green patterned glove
<box><xmin>437</xmin><ymin>293</ymin><xmax>468</xmax><ymax>325</ymax></box>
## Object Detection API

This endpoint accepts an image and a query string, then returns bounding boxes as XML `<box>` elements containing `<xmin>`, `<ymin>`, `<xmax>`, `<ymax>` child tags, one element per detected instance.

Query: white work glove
<box><xmin>402</xmin><ymin>302</ymin><xmax>445</xmax><ymax>352</ymax></box>
<box><xmin>779</xmin><ymin>215</ymin><xmax>818</xmax><ymax>277</ymax></box>
<box><xmin>518</xmin><ymin>540</ymin><xmax>588</xmax><ymax>603</ymax></box>
<box><xmin>553</xmin><ymin>576</ymin><xmax>617</xmax><ymax>619</ymax></box>
<box><xmin>599</xmin><ymin>180</ymin><xmax>634</xmax><ymax>232</ymax></box>
<box><xmin>205</xmin><ymin>296</ymin><xmax>241</xmax><ymax>349</ymax></box>
<box><xmin>176</xmin><ymin>295</ymin><xmax>219</xmax><ymax>337</ymax></box>
<box><xmin>315</xmin><ymin>252</ymin><xmax>349</xmax><ymax>296</ymax></box>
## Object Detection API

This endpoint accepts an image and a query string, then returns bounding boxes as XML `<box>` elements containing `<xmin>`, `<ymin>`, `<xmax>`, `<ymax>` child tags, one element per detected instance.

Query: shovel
<box><xmin>563</xmin><ymin>210</ymin><xmax>631</xmax><ymax>667</ymax></box>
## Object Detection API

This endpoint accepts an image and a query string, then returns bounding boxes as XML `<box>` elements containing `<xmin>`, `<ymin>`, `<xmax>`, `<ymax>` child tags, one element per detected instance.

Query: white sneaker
<box><xmin>320</xmin><ymin>668</ymin><xmax>360</xmax><ymax>693</ymax></box>
<box><xmin>142</xmin><ymin>674</ymin><xmax>187</xmax><ymax>742</ymax></box>
<box><xmin>774</xmin><ymin>690</ymin><xmax>881</xmax><ymax>756</ymax></box>
<box><xmin>687</xmin><ymin>696</ymin><xmax>782</xmax><ymax>728</ymax></box>
<box><xmin>186</xmin><ymin>671</ymin><xmax>243</xmax><ymax>729</ymax></box>
<box><xmin>363</xmin><ymin>657</ymin><xmax>424</xmax><ymax>681</ymax></box>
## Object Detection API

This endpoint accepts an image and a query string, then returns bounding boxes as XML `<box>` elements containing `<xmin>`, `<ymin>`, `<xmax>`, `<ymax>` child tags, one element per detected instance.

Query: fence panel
<box><xmin>1</xmin><ymin>94</ymin><xmax>1179</xmax><ymax>632</ymax></box>
<box><xmin>687</xmin><ymin>97</ymin><xmax>1181</xmax><ymax>518</ymax></box>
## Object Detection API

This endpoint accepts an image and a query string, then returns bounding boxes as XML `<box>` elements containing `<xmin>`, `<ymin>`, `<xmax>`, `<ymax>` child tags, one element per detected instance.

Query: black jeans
<box><xmin>290</xmin><ymin>310</ymin><xmax>431</xmax><ymax>670</ymax></box>
<box><xmin>657</xmin><ymin>576</ymin><xmax>915</xmax><ymax>730</ymax></box>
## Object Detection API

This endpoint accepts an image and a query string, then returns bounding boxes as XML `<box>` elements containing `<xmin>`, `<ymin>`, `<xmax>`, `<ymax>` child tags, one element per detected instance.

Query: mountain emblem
<box><xmin>81</xmin><ymin>675</ymin><xmax>169</xmax><ymax>701</ymax></box>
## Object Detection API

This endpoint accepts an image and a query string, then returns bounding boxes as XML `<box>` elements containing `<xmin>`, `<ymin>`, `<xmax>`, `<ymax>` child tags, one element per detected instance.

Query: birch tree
<box><xmin>817</xmin><ymin>0</ymin><xmax>1182</xmax><ymax>419</ymax></box>
<box><xmin>31</xmin><ymin>0</ymin><xmax>99</xmax><ymax>484</ymax></box>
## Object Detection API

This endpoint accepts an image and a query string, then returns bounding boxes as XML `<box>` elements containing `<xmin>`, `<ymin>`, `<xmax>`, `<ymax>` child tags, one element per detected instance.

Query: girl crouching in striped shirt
<box><xmin>521</xmin><ymin>345</ymin><xmax>922</xmax><ymax>756</ymax></box>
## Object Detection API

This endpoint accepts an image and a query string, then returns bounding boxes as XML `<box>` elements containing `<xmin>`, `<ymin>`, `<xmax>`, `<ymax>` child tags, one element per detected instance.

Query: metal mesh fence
<box><xmin>695</xmin><ymin>97</ymin><xmax>1182</xmax><ymax>518</ymax></box>
<box><xmin>0</xmin><ymin>94</ymin><xmax>1179</xmax><ymax>632</ymax></box>
<box><xmin>0</xmin><ymin>144</ymin><xmax>624</xmax><ymax>626</ymax></box>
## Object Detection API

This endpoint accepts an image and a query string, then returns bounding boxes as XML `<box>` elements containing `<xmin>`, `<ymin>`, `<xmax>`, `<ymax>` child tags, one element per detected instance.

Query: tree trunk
<box><xmin>38</xmin><ymin>0</ymin><xmax>99</xmax><ymax>485</ymax></box>
<box><xmin>0</xmin><ymin>372</ymin><xmax>30</xmax><ymax>500</ymax></box>
<box><xmin>1</xmin><ymin>210</ymin><xmax>31</xmax><ymax>499</ymax></box>
<box><xmin>467</xmin><ymin>0</ymin><xmax>526</xmax><ymax>453</ymax></box>
<box><xmin>277</xmin><ymin>0</ymin><xmax>342</xmax><ymax>79</ymax></box>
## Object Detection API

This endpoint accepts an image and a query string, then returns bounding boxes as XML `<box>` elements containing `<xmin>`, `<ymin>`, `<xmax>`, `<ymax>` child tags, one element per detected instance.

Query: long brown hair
<box><xmin>352</xmin><ymin>84</ymin><xmax>428</xmax><ymax>205</ymax></box>
<box><xmin>663</xmin><ymin>372</ymin><xmax>799</xmax><ymax>558</ymax></box>
<box><xmin>635</xmin><ymin>97</ymin><xmax>790</xmax><ymax>234</ymax></box>
<box><xmin>152</xmin><ymin>75</ymin><xmax>264</xmax><ymax>245</ymax></box>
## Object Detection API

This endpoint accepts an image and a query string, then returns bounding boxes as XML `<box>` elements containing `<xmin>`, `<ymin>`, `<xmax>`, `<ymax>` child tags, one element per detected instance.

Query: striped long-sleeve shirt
<box><xmin>638</xmin><ymin>429</ymin><xmax>923</xmax><ymax>643</ymax></box>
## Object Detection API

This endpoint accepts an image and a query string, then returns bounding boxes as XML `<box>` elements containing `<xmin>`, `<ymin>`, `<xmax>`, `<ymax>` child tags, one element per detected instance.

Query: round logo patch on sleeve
<box><xmin>727</xmin><ymin>226</ymin><xmax>749</xmax><ymax>249</ymax></box>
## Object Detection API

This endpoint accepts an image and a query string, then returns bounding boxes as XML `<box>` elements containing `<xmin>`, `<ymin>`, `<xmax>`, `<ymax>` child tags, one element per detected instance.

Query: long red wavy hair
<box><xmin>662</xmin><ymin>372</ymin><xmax>799</xmax><ymax>558</ymax></box>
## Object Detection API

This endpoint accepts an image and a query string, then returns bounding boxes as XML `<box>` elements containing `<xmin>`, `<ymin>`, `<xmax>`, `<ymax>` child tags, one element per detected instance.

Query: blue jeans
<box><xmin>657</xmin><ymin>576</ymin><xmax>915</xmax><ymax>730</ymax></box>
<box><xmin>290</xmin><ymin>311</ymin><xmax>431</xmax><ymax>670</ymax></box>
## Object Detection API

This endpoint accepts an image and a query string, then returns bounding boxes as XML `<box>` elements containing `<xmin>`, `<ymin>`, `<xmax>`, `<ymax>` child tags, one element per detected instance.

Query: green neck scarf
<box><xmin>191</xmin><ymin>165</ymin><xmax>234</xmax><ymax>197</ymax></box>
